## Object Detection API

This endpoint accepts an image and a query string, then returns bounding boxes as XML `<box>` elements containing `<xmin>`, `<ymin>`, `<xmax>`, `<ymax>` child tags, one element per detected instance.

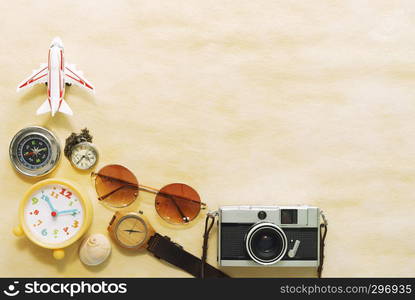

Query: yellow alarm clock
<box><xmin>13</xmin><ymin>178</ymin><xmax>93</xmax><ymax>260</ymax></box>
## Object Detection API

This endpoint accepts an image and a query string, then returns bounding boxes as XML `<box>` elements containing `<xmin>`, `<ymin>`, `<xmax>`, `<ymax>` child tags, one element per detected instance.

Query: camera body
<box><xmin>218</xmin><ymin>205</ymin><xmax>320</xmax><ymax>267</ymax></box>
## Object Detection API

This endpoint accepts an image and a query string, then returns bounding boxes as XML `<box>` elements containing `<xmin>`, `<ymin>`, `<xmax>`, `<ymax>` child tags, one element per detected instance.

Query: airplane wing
<box><xmin>64</xmin><ymin>63</ymin><xmax>95</xmax><ymax>93</ymax></box>
<box><xmin>16</xmin><ymin>64</ymin><xmax>48</xmax><ymax>92</ymax></box>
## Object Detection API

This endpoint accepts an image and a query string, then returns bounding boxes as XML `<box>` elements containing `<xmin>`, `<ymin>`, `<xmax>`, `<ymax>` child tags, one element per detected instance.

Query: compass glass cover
<box><xmin>115</xmin><ymin>215</ymin><xmax>147</xmax><ymax>248</ymax></box>
<box><xmin>10</xmin><ymin>127</ymin><xmax>60</xmax><ymax>177</ymax></box>
<box><xmin>18</xmin><ymin>134</ymin><xmax>51</xmax><ymax>169</ymax></box>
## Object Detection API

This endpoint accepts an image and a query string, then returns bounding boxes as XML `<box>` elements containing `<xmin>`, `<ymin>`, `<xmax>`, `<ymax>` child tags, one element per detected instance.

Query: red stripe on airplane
<box><xmin>60</xmin><ymin>50</ymin><xmax>63</xmax><ymax>71</ymax></box>
<box><xmin>30</xmin><ymin>73</ymin><xmax>47</xmax><ymax>83</ymax></box>
<box><xmin>18</xmin><ymin>67</ymin><xmax>47</xmax><ymax>88</ymax></box>
<box><xmin>65</xmin><ymin>70</ymin><xmax>93</xmax><ymax>90</ymax></box>
<box><xmin>66</xmin><ymin>74</ymin><xmax>84</xmax><ymax>85</ymax></box>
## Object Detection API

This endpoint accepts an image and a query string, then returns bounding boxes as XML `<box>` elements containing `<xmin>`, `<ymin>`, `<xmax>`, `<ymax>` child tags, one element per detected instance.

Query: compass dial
<box><xmin>9</xmin><ymin>127</ymin><xmax>61</xmax><ymax>177</ymax></box>
<box><xmin>18</xmin><ymin>135</ymin><xmax>51</xmax><ymax>168</ymax></box>
<box><xmin>114</xmin><ymin>214</ymin><xmax>148</xmax><ymax>248</ymax></box>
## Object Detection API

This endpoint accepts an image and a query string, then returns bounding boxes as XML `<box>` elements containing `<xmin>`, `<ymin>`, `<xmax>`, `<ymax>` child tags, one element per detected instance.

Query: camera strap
<box><xmin>318</xmin><ymin>211</ymin><xmax>328</xmax><ymax>278</ymax></box>
<box><xmin>201</xmin><ymin>211</ymin><xmax>230</xmax><ymax>278</ymax></box>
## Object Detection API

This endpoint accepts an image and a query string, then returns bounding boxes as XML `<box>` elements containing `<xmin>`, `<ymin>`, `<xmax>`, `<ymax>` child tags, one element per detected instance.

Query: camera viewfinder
<box><xmin>281</xmin><ymin>209</ymin><xmax>298</xmax><ymax>224</ymax></box>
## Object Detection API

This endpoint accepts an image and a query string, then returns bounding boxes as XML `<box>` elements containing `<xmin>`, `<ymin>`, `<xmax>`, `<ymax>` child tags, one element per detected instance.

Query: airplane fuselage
<box><xmin>17</xmin><ymin>37</ymin><xmax>95</xmax><ymax>117</ymax></box>
<box><xmin>47</xmin><ymin>43</ymin><xmax>65</xmax><ymax>116</ymax></box>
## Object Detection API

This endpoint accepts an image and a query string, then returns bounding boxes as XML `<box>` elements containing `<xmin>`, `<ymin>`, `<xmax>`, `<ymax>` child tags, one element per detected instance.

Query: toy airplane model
<box><xmin>17</xmin><ymin>37</ymin><xmax>95</xmax><ymax>116</ymax></box>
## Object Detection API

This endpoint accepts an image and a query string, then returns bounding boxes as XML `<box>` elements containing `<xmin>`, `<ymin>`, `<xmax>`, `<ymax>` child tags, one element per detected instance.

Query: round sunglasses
<box><xmin>91</xmin><ymin>164</ymin><xmax>206</xmax><ymax>224</ymax></box>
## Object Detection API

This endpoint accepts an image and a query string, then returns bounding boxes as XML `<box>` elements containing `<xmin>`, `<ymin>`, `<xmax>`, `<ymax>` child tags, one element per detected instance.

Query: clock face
<box><xmin>70</xmin><ymin>143</ymin><xmax>98</xmax><ymax>170</ymax></box>
<box><xmin>115</xmin><ymin>215</ymin><xmax>148</xmax><ymax>248</ymax></box>
<box><xmin>23</xmin><ymin>184</ymin><xmax>84</xmax><ymax>245</ymax></box>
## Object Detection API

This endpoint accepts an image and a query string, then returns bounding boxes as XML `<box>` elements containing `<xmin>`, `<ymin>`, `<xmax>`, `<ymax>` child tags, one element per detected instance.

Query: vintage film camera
<box><xmin>218</xmin><ymin>206</ymin><xmax>321</xmax><ymax>267</ymax></box>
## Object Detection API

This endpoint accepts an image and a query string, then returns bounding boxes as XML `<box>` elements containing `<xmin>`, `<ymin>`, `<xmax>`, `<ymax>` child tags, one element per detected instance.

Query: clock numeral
<box><xmin>69</xmin><ymin>201</ymin><xmax>73</xmax><ymax>206</ymax></box>
<box><xmin>50</xmin><ymin>191</ymin><xmax>59</xmax><ymax>199</ymax></box>
<box><xmin>31</xmin><ymin>197</ymin><xmax>39</xmax><ymax>205</ymax></box>
<box><xmin>53</xmin><ymin>229</ymin><xmax>59</xmax><ymax>238</ymax></box>
<box><xmin>41</xmin><ymin>229</ymin><xmax>48</xmax><ymax>236</ymax></box>
<box><xmin>63</xmin><ymin>227</ymin><xmax>69</xmax><ymax>235</ymax></box>
<box><xmin>72</xmin><ymin>220</ymin><xmax>79</xmax><ymax>228</ymax></box>
<box><xmin>59</xmin><ymin>188</ymin><xmax>72</xmax><ymax>199</ymax></box>
<box><xmin>33</xmin><ymin>220</ymin><xmax>42</xmax><ymax>227</ymax></box>
<box><xmin>29</xmin><ymin>209</ymin><xmax>40</xmax><ymax>216</ymax></box>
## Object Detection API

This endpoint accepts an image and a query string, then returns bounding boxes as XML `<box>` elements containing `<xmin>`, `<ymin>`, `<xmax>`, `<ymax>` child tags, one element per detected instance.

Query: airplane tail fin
<box><xmin>58</xmin><ymin>99</ymin><xmax>73</xmax><ymax>116</ymax></box>
<box><xmin>36</xmin><ymin>99</ymin><xmax>51</xmax><ymax>115</ymax></box>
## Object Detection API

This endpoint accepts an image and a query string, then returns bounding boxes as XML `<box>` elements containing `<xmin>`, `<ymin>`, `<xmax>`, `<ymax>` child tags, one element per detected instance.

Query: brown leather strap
<box><xmin>147</xmin><ymin>233</ymin><xmax>229</xmax><ymax>278</ymax></box>
<box><xmin>201</xmin><ymin>212</ymin><xmax>217</xmax><ymax>278</ymax></box>
<box><xmin>317</xmin><ymin>221</ymin><xmax>328</xmax><ymax>278</ymax></box>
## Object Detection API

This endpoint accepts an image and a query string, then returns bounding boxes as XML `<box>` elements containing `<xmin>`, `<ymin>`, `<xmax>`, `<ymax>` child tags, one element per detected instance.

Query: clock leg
<box><xmin>13</xmin><ymin>225</ymin><xmax>24</xmax><ymax>237</ymax></box>
<box><xmin>53</xmin><ymin>249</ymin><xmax>65</xmax><ymax>260</ymax></box>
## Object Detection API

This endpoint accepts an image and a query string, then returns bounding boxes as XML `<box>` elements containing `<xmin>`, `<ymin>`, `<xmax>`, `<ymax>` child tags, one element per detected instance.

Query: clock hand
<box><xmin>76</xmin><ymin>155</ymin><xmax>87</xmax><ymax>164</ymax></box>
<box><xmin>42</xmin><ymin>195</ymin><xmax>57</xmax><ymax>212</ymax></box>
<box><xmin>57</xmin><ymin>209</ymin><xmax>79</xmax><ymax>216</ymax></box>
<box><xmin>123</xmin><ymin>229</ymin><xmax>143</xmax><ymax>234</ymax></box>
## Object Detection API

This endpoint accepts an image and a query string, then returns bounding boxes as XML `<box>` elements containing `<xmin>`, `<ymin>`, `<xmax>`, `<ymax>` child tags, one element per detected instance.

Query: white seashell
<box><xmin>79</xmin><ymin>234</ymin><xmax>111</xmax><ymax>266</ymax></box>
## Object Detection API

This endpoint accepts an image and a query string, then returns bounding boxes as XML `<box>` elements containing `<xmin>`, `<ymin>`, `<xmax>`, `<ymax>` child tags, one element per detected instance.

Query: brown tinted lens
<box><xmin>155</xmin><ymin>183</ymin><xmax>201</xmax><ymax>224</ymax></box>
<box><xmin>94</xmin><ymin>164</ymin><xmax>139</xmax><ymax>208</ymax></box>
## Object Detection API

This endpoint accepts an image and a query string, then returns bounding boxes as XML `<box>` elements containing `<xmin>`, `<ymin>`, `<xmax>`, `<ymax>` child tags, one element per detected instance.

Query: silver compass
<box><xmin>9</xmin><ymin>126</ymin><xmax>61</xmax><ymax>177</ymax></box>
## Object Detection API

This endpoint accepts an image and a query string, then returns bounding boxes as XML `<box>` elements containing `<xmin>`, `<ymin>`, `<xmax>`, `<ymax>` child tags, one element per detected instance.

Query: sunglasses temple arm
<box><xmin>98</xmin><ymin>184</ymin><xmax>137</xmax><ymax>201</ymax></box>
<box><xmin>139</xmin><ymin>186</ymin><xmax>202</xmax><ymax>205</ymax></box>
<box><xmin>92</xmin><ymin>172</ymin><xmax>138</xmax><ymax>187</ymax></box>
<box><xmin>137</xmin><ymin>187</ymin><xmax>188</xmax><ymax>221</ymax></box>
<box><xmin>97</xmin><ymin>183</ymin><xmax>158</xmax><ymax>201</ymax></box>
<box><xmin>169</xmin><ymin>196</ymin><xmax>188</xmax><ymax>222</ymax></box>
<box><xmin>155</xmin><ymin>190</ymin><xmax>204</xmax><ymax>206</ymax></box>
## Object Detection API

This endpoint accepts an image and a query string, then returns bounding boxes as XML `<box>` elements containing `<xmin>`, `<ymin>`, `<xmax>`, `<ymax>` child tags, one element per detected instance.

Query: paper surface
<box><xmin>0</xmin><ymin>1</ymin><xmax>414</xmax><ymax>277</ymax></box>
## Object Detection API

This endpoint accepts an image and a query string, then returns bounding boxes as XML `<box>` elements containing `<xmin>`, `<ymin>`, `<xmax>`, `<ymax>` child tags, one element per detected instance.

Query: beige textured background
<box><xmin>1</xmin><ymin>0</ymin><xmax>415</xmax><ymax>277</ymax></box>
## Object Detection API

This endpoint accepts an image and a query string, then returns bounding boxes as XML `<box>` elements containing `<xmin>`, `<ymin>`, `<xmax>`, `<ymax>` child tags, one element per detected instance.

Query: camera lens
<box><xmin>252</xmin><ymin>229</ymin><xmax>282</xmax><ymax>259</ymax></box>
<box><xmin>246</xmin><ymin>223</ymin><xmax>287</xmax><ymax>265</ymax></box>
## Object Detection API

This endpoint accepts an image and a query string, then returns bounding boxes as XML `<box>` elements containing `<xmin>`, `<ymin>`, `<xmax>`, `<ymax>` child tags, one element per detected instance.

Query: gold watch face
<box><xmin>114</xmin><ymin>214</ymin><xmax>148</xmax><ymax>248</ymax></box>
<box><xmin>70</xmin><ymin>142</ymin><xmax>98</xmax><ymax>170</ymax></box>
